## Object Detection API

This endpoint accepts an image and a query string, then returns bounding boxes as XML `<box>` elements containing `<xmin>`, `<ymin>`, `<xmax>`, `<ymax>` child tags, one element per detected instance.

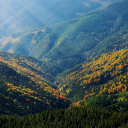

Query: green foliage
<box><xmin>83</xmin><ymin>93</ymin><xmax>128</xmax><ymax>112</ymax></box>
<box><xmin>0</xmin><ymin>106</ymin><xmax>128</xmax><ymax>128</ymax></box>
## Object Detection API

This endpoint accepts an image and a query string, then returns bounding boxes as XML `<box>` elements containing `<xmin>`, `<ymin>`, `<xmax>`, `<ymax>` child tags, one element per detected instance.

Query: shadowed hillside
<box><xmin>0</xmin><ymin>51</ymin><xmax>70</xmax><ymax>116</ymax></box>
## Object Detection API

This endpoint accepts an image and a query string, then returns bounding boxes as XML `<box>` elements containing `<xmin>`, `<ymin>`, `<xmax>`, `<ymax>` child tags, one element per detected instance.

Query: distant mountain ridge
<box><xmin>0</xmin><ymin>0</ymin><xmax>127</xmax><ymax>69</ymax></box>
<box><xmin>0</xmin><ymin>0</ymin><xmax>117</xmax><ymax>37</ymax></box>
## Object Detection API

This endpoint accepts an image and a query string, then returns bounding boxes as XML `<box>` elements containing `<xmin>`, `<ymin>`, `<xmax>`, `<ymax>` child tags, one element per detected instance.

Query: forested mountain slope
<box><xmin>2</xmin><ymin>45</ymin><xmax>128</xmax><ymax>116</ymax></box>
<box><xmin>1</xmin><ymin>0</ymin><xmax>127</xmax><ymax>69</ymax></box>
<box><xmin>1</xmin><ymin>0</ymin><xmax>128</xmax><ymax>127</ymax></box>
<box><xmin>1</xmin><ymin>49</ymin><xmax>128</xmax><ymax>126</ymax></box>
<box><xmin>0</xmin><ymin>51</ymin><xmax>70</xmax><ymax>116</ymax></box>
<box><xmin>55</xmin><ymin>48</ymin><xmax>128</xmax><ymax>112</ymax></box>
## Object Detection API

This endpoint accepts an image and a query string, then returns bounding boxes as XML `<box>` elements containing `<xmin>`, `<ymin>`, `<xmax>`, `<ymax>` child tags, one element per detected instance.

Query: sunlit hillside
<box><xmin>56</xmin><ymin>49</ymin><xmax>128</xmax><ymax>112</ymax></box>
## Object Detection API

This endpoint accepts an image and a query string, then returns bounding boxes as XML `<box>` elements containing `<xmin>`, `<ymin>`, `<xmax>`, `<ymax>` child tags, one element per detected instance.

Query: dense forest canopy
<box><xmin>0</xmin><ymin>0</ymin><xmax>128</xmax><ymax>127</ymax></box>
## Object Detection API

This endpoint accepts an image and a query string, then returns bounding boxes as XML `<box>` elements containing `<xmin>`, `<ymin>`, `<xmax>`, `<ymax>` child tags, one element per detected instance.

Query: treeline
<box><xmin>0</xmin><ymin>106</ymin><xmax>128</xmax><ymax>128</ymax></box>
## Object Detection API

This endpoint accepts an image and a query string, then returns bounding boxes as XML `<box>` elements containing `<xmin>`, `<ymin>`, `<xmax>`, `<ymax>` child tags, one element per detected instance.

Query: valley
<box><xmin>0</xmin><ymin>0</ymin><xmax>128</xmax><ymax>127</ymax></box>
